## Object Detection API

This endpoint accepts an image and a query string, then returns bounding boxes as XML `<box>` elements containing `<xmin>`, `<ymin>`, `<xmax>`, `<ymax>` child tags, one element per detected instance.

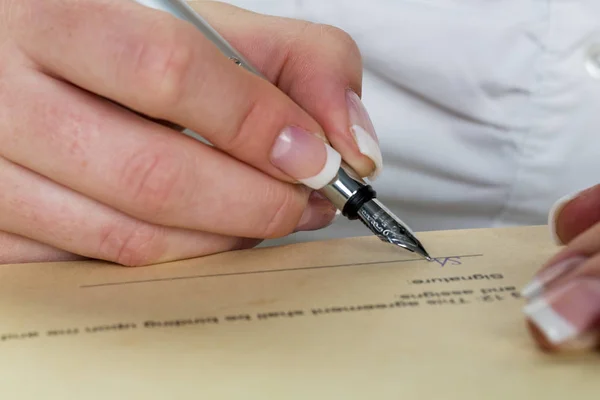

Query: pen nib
<box><xmin>356</xmin><ymin>199</ymin><xmax>432</xmax><ymax>261</ymax></box>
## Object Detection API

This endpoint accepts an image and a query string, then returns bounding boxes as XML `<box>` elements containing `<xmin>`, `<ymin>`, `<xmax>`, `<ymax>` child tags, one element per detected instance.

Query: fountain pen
<box><xmin>135</xmin><ymin>0</ymin><xmax>432</xmax><ymax>260</ymax></box>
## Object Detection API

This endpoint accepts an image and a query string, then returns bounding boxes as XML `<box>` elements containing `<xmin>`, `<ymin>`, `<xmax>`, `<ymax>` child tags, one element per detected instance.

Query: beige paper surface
<box><xmin>0</xmin><ymin>226</ymin><xmax>598</xmax><ymax>398</ymax></box>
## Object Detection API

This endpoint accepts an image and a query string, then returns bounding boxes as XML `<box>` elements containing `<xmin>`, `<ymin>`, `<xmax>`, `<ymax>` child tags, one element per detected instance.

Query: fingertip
<box><xmin>548</xmin><ymin>192</ymin><xmax>578</xmax><ymax>245</ymax></box>
<box><xmin>526</xmin><ymin>320</ymin><xmax>556</xmax><ymax>352</ymax></box>
<box><xmin>340</xmin><ymin>152</ymin><xmax>378</xmax><ymax>181</ymax></box>
<box><xmin>298</xmin><ymin>143</ymin><xmax>342</xmax><ymax>190</ymax></box>
<box><xmin>294</xmin><ymin>191</ymin><xmax>338</xmax><ymax>232</ymax></box>
<box><xmin>549</xmin><ymin>184</ymin><xmax>600</xmax><ymax>245</ymax></box>
<box><xmin>526</xmin><ymin>320</ymin><xmax>600</xmax><ymax>353</ymax></box>
<box><xmin>324</xmin><ymin>123</ymin><xmax>382</xmax><ymax>181</ymax></box>
<box><xmin>349</xmin><ymin>125</ymin><xmax>382</xmax><ymax>180</ymax></box>
<box><xmin>272</xmin><ymin>127</ymin><xmax>342</xmax><ymax>190</ymax></box>
<box><xmin>345</xmin><ymin>90</ymin><xmax>382</xmax><ymax>180</ymax></box>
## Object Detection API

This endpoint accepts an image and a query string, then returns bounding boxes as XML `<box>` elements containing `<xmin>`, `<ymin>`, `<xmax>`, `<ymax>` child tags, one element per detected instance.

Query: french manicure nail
<box><xmin>548</xmin><ymin>185</ymin><xmax>600</xmax><ymax>245</ymax></box>
<box><xmin>346</xmin><ymin>90</ymin><xmax>383</xmax><ymax>180</ymax></box>
<box><xmin>548</xmin><ymin>192</ymin><xmax>581</xmax><ymax>245</ymax></box>
<box><xmin>295</xmin><ymin>205</ymin><xmax>314</xmax><ymax>232</ymax></box>
<box><xmin>520</xmin><ymin>256</ymin><xmax>587</xmax><ymax>299</ymax></box>
<box><xmin>271</xmin><ymin>126</ymin><xmax>341</xmax><ymax>190</ymax></box>
<box><xmin>523</xmin><ymin>278</ymin><xmax>600</xmax><ymax>348</ymax></box>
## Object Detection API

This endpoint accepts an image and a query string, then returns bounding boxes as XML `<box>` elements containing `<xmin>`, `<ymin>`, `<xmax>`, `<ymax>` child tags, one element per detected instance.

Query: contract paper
<box><xmin>0</xmin><ymin>226</ymin><xmax>598</xmax><ymax>399</ymax></box>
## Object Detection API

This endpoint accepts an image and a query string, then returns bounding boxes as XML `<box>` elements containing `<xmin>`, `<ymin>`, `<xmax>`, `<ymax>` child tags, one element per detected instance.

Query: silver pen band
<box><xmin>318</xmin><ymin>164</ymin><xmax>369</xmax><ymax>212</ymax></box>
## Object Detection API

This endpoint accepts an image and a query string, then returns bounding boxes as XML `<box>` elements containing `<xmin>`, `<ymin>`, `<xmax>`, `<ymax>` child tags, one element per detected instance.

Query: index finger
<box><xmin>15</xmin><ymin>0</ymin><xmax>341</xmax><ymax>189</ymax></box>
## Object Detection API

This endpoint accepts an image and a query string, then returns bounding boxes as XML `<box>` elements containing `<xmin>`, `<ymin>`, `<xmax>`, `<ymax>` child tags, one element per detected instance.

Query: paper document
<box><xmin>1</xmin><ymin>226</ymin><xmax>598</xmax><ymax>398</ymax></box>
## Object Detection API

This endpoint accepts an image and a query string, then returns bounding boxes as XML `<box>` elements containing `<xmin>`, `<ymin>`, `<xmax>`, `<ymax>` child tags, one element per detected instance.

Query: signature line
<box><xmin>79</xmin><ymin>254</ymin><xmax>484</xmax><ymax>289</ymax></box>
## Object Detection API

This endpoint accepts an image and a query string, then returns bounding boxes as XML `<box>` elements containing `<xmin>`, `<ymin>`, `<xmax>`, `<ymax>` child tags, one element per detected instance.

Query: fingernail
<box><xmin>523</xmin><ymin>278</ymin><xmax>600</xmax><ymax>349</ymax></box>
<box><xmin>548</xmin><ymin>187</ymin><xmax>593</xmax><ymax>246</ymax></box>
<box><xmin>346</xmin><ymin>90</ymin><xmax>383</xmax><ymax>180</ymax></box>
<box><xmin>312</xmin><ymin>191</ymin><xmax>341</xmax><ymax>228</ymax></box>
<box><xmin>520</xmin><ymin>256</ymin><xmax>587</xmax><ymax>299</ymax></box>
<box><xmin>526</xmin><ymin>321</ymin><xmax>599</xmax><ymax>352</ymax></box>
<box><xmin>295</xmin><ymin>191</ymin><xmax>338</xmax><ymax>231</ymax></box>
<box><xmin>548</xmin><ymin>192</ymin><xmax>580</xmax><ymax>245</ymax></box>
<box><xmin>271</xmin><ymin>126</ymin><xmax>341</xmax><ymax>189</ymax></box>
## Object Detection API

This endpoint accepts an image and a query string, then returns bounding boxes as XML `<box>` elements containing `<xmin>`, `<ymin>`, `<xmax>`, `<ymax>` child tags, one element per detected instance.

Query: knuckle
<box><xmin>224</xmin><ymin>85</ymin><xmax>294</xmax><ymax>155</ymax></box>
<box><xmin>258</xmin><ymin>185</ymin><xmax>303</xmax><ymax>238</ymax></box>
<box><xmin>97</xmin><ymin>221</ymin><xmax>167</xmax><ymax>267</ymax></box>
<box><xmin>119</xmin><ymin>145</ymin><xmax>187</xmax><ymax>218</ymax></box>
<box><xmin>129</xmin><ymin>20</ymin><xmax>194</xmax><ymax>110</ymax></box>
<box><xmin>222</xmin><ymin>95</ymin><xmax>263</xmax><ymax>152</ymax></box>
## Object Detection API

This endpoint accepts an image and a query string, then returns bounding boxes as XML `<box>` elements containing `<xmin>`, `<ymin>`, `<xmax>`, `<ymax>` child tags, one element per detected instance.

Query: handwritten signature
<box><xmin>429</xmin><ymin>257</ymin><xmax>462</xmax><ymax>267</ymax></box>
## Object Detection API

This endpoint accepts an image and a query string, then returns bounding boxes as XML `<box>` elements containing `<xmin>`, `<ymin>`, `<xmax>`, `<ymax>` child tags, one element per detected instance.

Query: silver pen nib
<box><xmin>316</xmin><ymin>162</ymin><xmax>431</xmax><ymax>260</ymax></box>
<box><xmin>356</xmin><ymin>199</ymin><xmax>432</xmax><ymax>261</ymax></box>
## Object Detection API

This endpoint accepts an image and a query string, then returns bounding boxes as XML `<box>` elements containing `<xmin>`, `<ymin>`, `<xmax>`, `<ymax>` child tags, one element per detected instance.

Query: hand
<box><xmin>0</xmin><ymin>0</ymin><xmax>381</xmax><ymax>265</ymax></box>
<box><xmin>522</xmin><ymin>183</ymin><xmax>600</xmax><ymax>351</ymax></box>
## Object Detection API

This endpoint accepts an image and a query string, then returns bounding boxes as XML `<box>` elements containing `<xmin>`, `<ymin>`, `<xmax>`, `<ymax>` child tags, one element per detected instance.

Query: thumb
<box><xmin>549</xmin><ymin>184</ymin><xmax>600</xmax><ymax>245</ymax></box>
<box><xmin>192</xmin><ymin>1</ymin><xmax>380</xmax><ymax>180</ymax></box>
